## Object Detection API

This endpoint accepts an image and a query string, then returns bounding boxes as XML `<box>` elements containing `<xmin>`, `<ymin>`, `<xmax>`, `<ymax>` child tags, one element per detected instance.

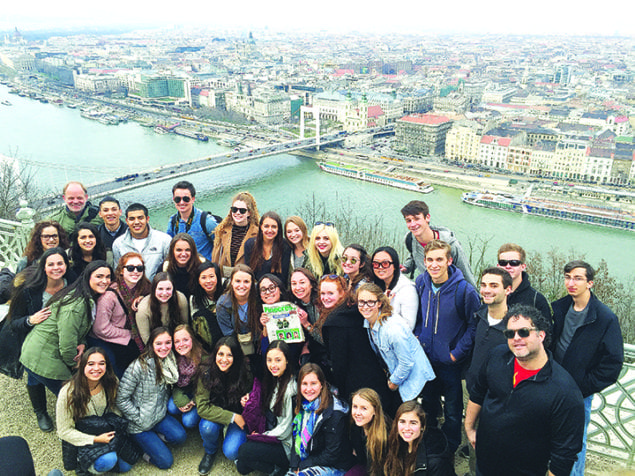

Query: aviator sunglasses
<box><xmin>503</xmin><ymin>327</ymin><xmax>537</xmax><ymax>339</ymax></box>
<box><xmin>173</xmin><ymin>196</ymin><xmax>191</xmax><ymax>204</ymax></box>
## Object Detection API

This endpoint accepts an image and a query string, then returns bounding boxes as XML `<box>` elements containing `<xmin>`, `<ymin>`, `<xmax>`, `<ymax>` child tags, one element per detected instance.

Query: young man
<box><xmin>466</xmin><ymin>266</ymin><xmax>512</xmax><ymax>389</ymax></box>
<box><xmin>414</xmin><ymin>239</ymin><xmax>480</xmax><ymax>454</ymax></box>
<box><xmin>167</xmin><ymin>181</ymin><xmax>217</xmax><ymax>261</ymax></box>
<box><xmin>97</xmin><ymin>196</ymin><xmax>127</xmax><ymax>254</ymax></box>
<box><xmin>465</xmin><ymin>305</ymin><xmax>584</xmax><ymax>476</ymax></box>
<box><xmin>112</xmin><ymin>203</ymin><xmax>171</xmax><ymax>279</ymax></box>
<box><xmin>497</xmin><ymin>243</ymin><xmax>551</xmax><ymax>321</ymax></box>
<box><xmin>401</xmin><ymin>200</ymin><xmax>476</xmax><ymax>287</ymax></box>
<box><xmin>47</xmin><ymin>181</ymin><xmax>102</xmax><ymax>234</ymax></box>
<box><xmin>551</xmin><ymin>260</ymin><xmax>624</xmax><ymax>476</ymax></box>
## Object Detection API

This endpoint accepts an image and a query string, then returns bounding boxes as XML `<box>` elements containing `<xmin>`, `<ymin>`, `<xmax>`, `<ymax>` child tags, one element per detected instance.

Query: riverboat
<box><xmin>461</xmin><ymin>190</ymin><xmax>635</xmax><ymax>231</ymax></box>
<box><xmin>319</xmin><ymin>162</ymin><xmax>433</xmax><ymax>194</ymax></box>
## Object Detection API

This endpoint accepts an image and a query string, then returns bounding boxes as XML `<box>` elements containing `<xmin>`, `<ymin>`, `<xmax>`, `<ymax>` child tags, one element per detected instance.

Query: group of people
<box><xmin>0</xmin><ymin>179</ymin><xmax>624</xmax><ymax>476</ymax></box>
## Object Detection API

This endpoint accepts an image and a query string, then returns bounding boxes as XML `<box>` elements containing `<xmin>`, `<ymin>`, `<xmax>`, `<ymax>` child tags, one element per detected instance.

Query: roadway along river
<box><xmin>1</xmin><ymin>85</ymin><xmax>633</xmax><ymax>280</ymax></box>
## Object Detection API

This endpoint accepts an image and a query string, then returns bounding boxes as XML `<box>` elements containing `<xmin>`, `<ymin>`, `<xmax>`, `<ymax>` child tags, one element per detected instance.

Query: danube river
<box><xmin>1</xmin><ymin>85</ymin><xmax>633</xmax><ymax>280</ymax></box>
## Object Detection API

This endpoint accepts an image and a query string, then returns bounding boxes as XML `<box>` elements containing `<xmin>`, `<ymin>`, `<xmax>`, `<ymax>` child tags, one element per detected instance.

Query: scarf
<box><xmin>161</xmin><ymin>352</ymin><xmax>179</xmax><ymax>385</ymax></box>
<box><xmin>292</xmin><ymin>398</ymin><xmax>320</xmax><ymax>460</ymax></box>
<box><xmin>176</xmin><ymin>354</ymin><xmax>197</xmax><ymax>388</ymax></box>
<box><xmin>117</xmin><ymin>282</ymin><xmax>146</xmax><ymax>352</ymax></box>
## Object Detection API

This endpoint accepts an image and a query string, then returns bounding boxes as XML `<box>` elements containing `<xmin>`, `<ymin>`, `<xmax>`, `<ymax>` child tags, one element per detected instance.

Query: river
<box><xmin>1</xmin><ymin>85</ymin><xmax>633</xmax><ymax>281</ymax></box>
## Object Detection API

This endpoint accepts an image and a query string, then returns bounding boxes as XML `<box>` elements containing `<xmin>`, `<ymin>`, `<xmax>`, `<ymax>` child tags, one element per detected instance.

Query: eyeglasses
<box><xmin>41</xmin><ymin>234</ymin><xmax>59</xmax><ymax>240</ymax></box>
<box><xmin>564</xmin><ymin>275</ymin><xmax>587</xmax><ymax>283</ymax></box>
<box><xmin>342</xmin><ymin>256</ymin><xmax>359</xmax><ymax>265</ymax></box>
<box><xmin>259</xmin><ymin>284</ymin><xmax>278</xmax><ymax>294</ymax></box>
<box><xmin>315</xmin><ymin>221</ymin><xmax>334</xmax><ymax>227</ymax></box>
<box><xmin>173</xmin><ymin>196</ymin><xmax>191</xmax><ymax>204</ymax></box>
<box><xmin>124</xmin><ymin>265</ymin><xmax>145</xmax><ymax>272</ymax></box>
<box><xmin>372</xmin><ymin>260</ymin><xmax>393</xmax><ymax>269</ymax></box>
<box><xmin>231</xmin><ymin>206</ymin><xmax>248</xmax><ymax>214</ymax></box>
<box><xmin>503</xmin><ymin>327</ymin><xmax>537</xmax><ymax>339</ymax></box>
<box><xmin>358</xmin><ymin>299</ymin><xmax>378</xmax><ymax>308</ymax></box>
<box><xmin>498</xmin><ymin>259</ymin><xmax>523</xmax><ymax>267</ymax></box>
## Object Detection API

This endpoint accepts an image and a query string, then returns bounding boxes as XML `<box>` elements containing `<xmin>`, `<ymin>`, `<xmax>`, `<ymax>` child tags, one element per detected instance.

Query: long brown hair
<box><xmin>166</xmin><ymin>233</ymin><xmax>200</xmax><ymax>278</ymax></box>
<box><xmin>249</xmin><ymin>211</ymin><xmax>284</xmax><ymax>274</ymax></box>
<box><xmin>223</xmin><ymin>264</ymin><xmax>261</xmax><ymax>339</ymax></box>
<box><xmin>139</xmin><ymin>327</ymin><xmax>173</xmax><ymax>385</ymax></box>
<box><xmin>214</xmin><ymin>191</ymin><xmax>260</xmax><ymax>237</ymax></box>
<box><xmin>294</xmin><ymin>363</ymin><xmax>332</xmax><ymax>415</ymax></box>
<box><xmin>149</xmin><ymin>272</ymin><xmax>183</xmax><ymax>334</ymax></box>
<box><xmin>350</xmin><ymin>388</ymin><xmax>389</xmax><ymax>476</ymax></box>
<box><xmin>384</xmin><ymin>401</ymin><xmax>427</xmax><ymax>476</ymax></box>
<box><xmin>23</xmin><ymin>220</ymin><xmax>70</xmax><ymax>263</ymax></box>
<box><xmin>65</xmin><ymin>347</ymin><xmax>118</xmax><ymax>422</ymax></box>
<box><xmin>173</xmin><ymin>324</ymin><xmax>204</xmax><ymax>367</ymax></box>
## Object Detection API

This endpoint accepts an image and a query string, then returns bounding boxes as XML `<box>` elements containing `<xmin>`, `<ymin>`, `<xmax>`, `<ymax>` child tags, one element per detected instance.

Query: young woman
<box><xmin>288</xmin><ymin>363</ymin><xmax>356</xmax><ymax>476</ymax></box>
<box><xmin>135</xmin><ymin>272</ymin><xmax>188</xmax><ymax>345</ymax></box>
<box><xmin>357</xmin><ymin>283</ymin><xmax>435</xmax><ymax>412</ymax></box>
<box><xmin>349</xmin><ymin>388</ymin><xmax>390</xmax><ymax>476</ymax></box>
<box><xmin>56</xmin><ymin>347</ymin><xmax>140</xmax><ymax>474</ymax></box>
<box><xmin>116</xmin><ymin>327</ymin><xmax>186</xmax><ymax>470</ymax></box>
<box><xmin>69</xmin><ymin>223</ymin><xmax>107</xmax><ymax>277</ymax></box>
<box><xmin>318</xmin><ymin>275</ymin><xmax>389</xmax><ymax>406</ymax></box>
<box><xmin>216</xmin><ymin>265</ymin><xmax>261</xmax><ymax>360</ymax></box>
<box><xmin>371</xmin><ymin>247</ymin><xmax>418</xmax><ymax>331</ymax></box>
<box><xmin>285</xmin><ymin>216</ymin><xmax>309</xmax><ymax>271</ymax></box>
<box><xmin>244</xmin><ymin>211</ymin><xmax>291</xmax><ymax>287</ymax></box>
<box><xmin>16</xmin><ymin>220</ymin><xmax>70</xmax><ymax>273</ymax></box>
<box><xmin>342</xmin><ymin>244</ymin><xmax>373</xmax><ymax>292</ymax></box>
<box><xmin>195</xmin><ymin>336</ymin><xmax>253</xmax><ymax>475</ymax></box>
<box><xmin>162</xmin><ymin>233</ymin><xmax>204</xmax><ymax>297</ymax></box>
<box><xmin>168</xmin><ymin>325</ymin><xmax>205</xmax><ymax>429</ymax></box>
<box><xmin>90</xmin><ymin>252</ymin><xmax>151</xmax><ymax>377</ymax></box>
<box><xmin>189</xmin><ymin>261</ymin><xmax>225</xmax><ymax>353</ymax></box>
<box><xmin>212</xmin><ymin>191</ymin><xmax>260</xmax><ymax>276</ymax></box>
<box><xmin>304</xmin><ymin>223</ymin><xmax>344</xmax><ymax>278</ymax></box>
<box><xmin>384</xmin><ymin>401</ymin><xmax>455</xmax><ymax>476</ymax></box>
<box><xmin>7</xmin><ymin>247</ymin><xmax>72</xmax><ymax>431</ymax></box>
<box><xmin>236</xmin><ymin>340</ymin><xmax>297</xmax><ymax>476</ymax></box>
<box><xmin>20</xmin><ymin>261</ymin><xmax>113</xmax><ymax>396</ymax></box>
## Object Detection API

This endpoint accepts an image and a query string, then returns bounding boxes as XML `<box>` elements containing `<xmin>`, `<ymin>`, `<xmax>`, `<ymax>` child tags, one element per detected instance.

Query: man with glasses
<box><xmin>551</xmin><ymin>260</ymin><xmax>623</xmax><ymax>476</ymax></box>
<box><xmin>465</xmin><ymin>305</ymin><xmax>584</xmax><ymax>476</ymax></box>
<box><xmin>167</xmin><ymin>181</ymin><xmax>218</xmax><ymax>261</ymax></box>
<box><xmin>415</xmin><ymin>239</ymin><xmax>480</xmax><ymax>457</ymax></box>
<box><xmin>497</xmin><ymin>243</ymin><xmax>551</xmax><ymax>321</ymax></box>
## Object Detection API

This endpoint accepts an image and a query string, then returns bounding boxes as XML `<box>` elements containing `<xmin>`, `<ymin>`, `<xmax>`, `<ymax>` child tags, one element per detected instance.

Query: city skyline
<box><xmin>1</xmin><ymin>0</ymin><xmax>631</xmax><ymax>37</ymax></box>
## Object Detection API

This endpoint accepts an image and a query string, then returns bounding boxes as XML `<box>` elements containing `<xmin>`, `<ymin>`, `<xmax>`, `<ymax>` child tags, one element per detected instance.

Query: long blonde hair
<box><xmin>306</xmin><ymin>223</ymin><xmax>344</xmax><ymax>277</ymax></box>
<box><xmin>351</xmin><ymin>388</ymin><xmax>389</xmax><ymax>476</ymax></box>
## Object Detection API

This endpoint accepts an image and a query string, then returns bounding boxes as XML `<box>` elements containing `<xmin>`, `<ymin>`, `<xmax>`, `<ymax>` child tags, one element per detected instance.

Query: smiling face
<box><xmin>44</xmin><ymin>253</ymin><xmax>66</xmax><ymax>281</ymax></box>
<box><xmin>40</xmin><ymin>225</ymin><xmax>60</xmax><ymax>250</ymax></box>
<box><xmin>63</xmin><ymin>183</ymin><xmax>87</xmax><ymax>215</ymax></box>
<box><xmin>398</xmin><ymin>410</ymin><xmax>422</xmax><ymax>449</ymax></box>
<box><xmin>357</xmin><ymin>289</ymin><xmax>380</xmax><ymax>325</ymax></box>
<box><xmin>351</xmin><ymin>395</ymin><xmax>375</xmax><ymax>428</ymax></box>
<box><xmin>99</xmin><ymin>201</ymin><xmax>121</xmax><ymax>231</ymax></box>
<box><xmin>153</xmin><ymin>332</ymin><xmax>173</xmax><ymax>359</ymax></box>
<box><xmin>215</xmin><ymin>344</ymin><xmax>234</xmax><ymax>373</ymax></box>
<box><xmin>314</xmin><ymin>231</ymin><xmax>332</xmax><ymax>257</ymax></box>
<box><xmin>173</xmin><ymin>329</ymin><xmax>193</xmax><ymax>357</ymax></box>
<box><xmin>291</xmin><ymin>272</ymin><xmax>311</xmax><ymax>303</ymax></box>
<box><xmin>342</xmin><ymin>247</ymin><xmax>362</xmax><ymax>277</ymax></box>
<box><xmin>198</xmin><ymin>267</ymin><xmax>218</xmax><ymax>297</ymax></box>
<box><xmin>231</xmin><ymin>200</ymin><xmax>250</xmax><ymax>226</ymax></box>
<box><xmin>506</xmin><ymin>315</ymin><xmax>545</xmax><ymax>363</ymax></box>
<box><xmin>480</xmin><ymin>273</ymin><xmax>511</xmax><ymax>306</ymax></box>
<box><xmin>121</xmin><ymin>256</ymin><xmax>144</xmax><ymax>287</ymax></box>
<box><xmin>231</xmin><ymin>271</ymin><xmax>252</xmax><ymax>303</ymax></box>
<box><xmin>173</xmin><ymin>188</ymin><xmax>194</xmax><ymax>218</ymax></box>
<box><xmin>300</xmin><ymin>372</ymin><xmax>322</xmax><ymax>402</ymax></box>
<box><xmin>320</xmin><ymin>281</ymin><xmax>345</xmax><ymax>309</ymax></box>
<box><xmin>404</xmin><ymin>213</ymin><xmax>431</xmax><ymax>241</ymax></box>
<box><xmin>259</xmin><ymin>277</ymin><xmax>281</xmax><ymax>304</ymax></box>
<box><xmin>372</xmin><ymin>251</ymin><xmax>395</xmax><ymax>285</ymax></box>
<box><xmin>77</xmin><ymin>228</ymin><xmax>96</xmax><ymax>253</ymax></box>
<box><xmin>173</xmin><ymin>239</ymin><xmax>192</xmax><ymax>267</ymax></box>
<box><xmin>261</xmin><ymin>217</ymin><xmax>278</xmax><ymax>242</ymax></box>
<box><xmin>126</xmin><ymin>210</ymin><xmax>149</xmax><ymax>239</ymax></box>
<box><xmin>266</xmin><ymin>348</ymin><xmax>288</xmax><ymax>378</ymax></box>
<box><xmin>155</xmin><ymin>280</ymin><xmax>174</xmax><ymax>303</ymax></box>
<box><xmin>84</xmin><ymin>352</ymin><xmax>107</xmax><ymax>384</ymax></box>
<box><xmin>286</xmin><ymin>222</ymin><xmax>304</xmax><ymax>247</ymax></box>
<box><xmin>424</xmin><ymin>248</ymin><xmax>452</xmax><ymax>284</ymax></box>
<box><xmin>89</xmin><ymin>267</ymin><xmax>111</xmax><ymax>295</ymax></box>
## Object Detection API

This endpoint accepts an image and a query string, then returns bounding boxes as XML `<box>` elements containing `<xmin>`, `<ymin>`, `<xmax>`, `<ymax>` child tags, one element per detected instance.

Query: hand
<box><xmin>131</xmin><ymin>296</ymin><xmax>143</xmax><ymax>312</ymax></box>
<box><xmin>297</xmin><ymin>309</ymin><xmax>309</xmax><ymax>327</ymax></box>
<box><xmin>399</xmin><ymin>264</ymin><xmax>407</xmax><ymax>272</ymax></box>
<box><xmin>388</xmin><ymin>380</ymin><xmax>399</xmax><ymax>391</ymax></box>
<box><xmin>260</xmin><ymin>312</ymin><xmax>271</xmax><ymax>326</ymax></box>
<box><xmin>29</xmin><ymin>307</ymin><xmax>51</xmax><ymax>325</ymax></box>
<box><xmin>179</xmin><ymin>401</ymin><xmax>195</xmax><ymax>413</ymax></box>
<box><xmin>240</xmin><ymin>393</ymin><xmax>250</xmax><ymax>408</ymax></box>
<box><xmin>234</xmin><ymin>413</ymin><xmax>246</xmax><ymax>429</ymax></box>
<box><xmin>94</xmin><ymin>431</ymin><xmax>115</xmax><ymax>444</ymax></box>
<box><xmin>466</xmin><ymin>427</ymin><xmax>476</xmax><ymax>449</ymax></box>
<box><xmin>74</xmin><ymin>344</ymin><xmax>86</xmax><ymax>363</ymax></box>
<box><xmin>450</xmin><ymin>353</ymin><xmax>457</xmax><ymax>363</ymax></box>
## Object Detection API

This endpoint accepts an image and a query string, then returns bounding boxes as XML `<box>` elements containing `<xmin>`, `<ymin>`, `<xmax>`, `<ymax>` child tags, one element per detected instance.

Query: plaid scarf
<box><xmin>176</xmin><ymin>354</ymin><xmax>197</xmax><ymax>387</ymax></box>
<box><xmin>117</xmin><ymin>282</ymin><xmax>145</xmax><ymax>352</ymax></box>
<box><xmin>293</xmin><ymin>398</ymin><xmax>320</xmax><ymax>460</ymax></box>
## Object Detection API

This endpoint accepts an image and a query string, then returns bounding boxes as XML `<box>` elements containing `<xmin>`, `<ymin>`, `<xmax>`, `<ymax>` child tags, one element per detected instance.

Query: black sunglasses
<box><xmin>231</xmin><ymin>206</ymin><xmax>248</xmax><ymax>214</ymax></box>
<box><xmin>124</xmin><ymin>265</ymin><xmax>145</xmax><ymax>272</ymax></box>
<box><xmin>173</xmin><ymin>196</ymin><xmax>191</xmax><ymax>204</ymax></box>
<box><xmin>503</xmin><ymin>327</ymin><xmax>537</xmax><ymax>339</ymax></box>
<box><xmin>498</xmin><ymin>259</ymin><xmax>523</xmax><ymax>267</ymax></box>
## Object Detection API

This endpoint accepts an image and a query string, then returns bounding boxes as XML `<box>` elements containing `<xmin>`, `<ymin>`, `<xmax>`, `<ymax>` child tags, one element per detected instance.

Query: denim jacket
<box><xmin>167</xmin><ymin>207</ymin><xmax>217</xmax><ymax>261</ymax></box>
<box><xmin>366</xmin><ymin>314</ymin><xmax>435</xmax><ymax>401</ymax></box>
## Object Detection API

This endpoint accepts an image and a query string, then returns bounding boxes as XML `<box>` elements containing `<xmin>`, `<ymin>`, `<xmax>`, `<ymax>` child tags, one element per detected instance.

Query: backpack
<box><xmin>170</xmin><ymin>211</ymin><xmax>222</xmax><ymax>246</ymax></box>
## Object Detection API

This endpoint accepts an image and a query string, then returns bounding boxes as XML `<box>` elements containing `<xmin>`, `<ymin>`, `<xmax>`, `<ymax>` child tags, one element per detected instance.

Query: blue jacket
<box><xmin>414</xmin><ymin>265</ymin><xmax>480</xmax><ymax>365</ymax></box>
<box><xmin>167</xmin><ymin>207</ymin><xmax>217</xmax><ymax>261</ymax></box>
<box><xmin>366</xmin><ymin>314</ymin><xmax>435</xmax><ymax>401</ymax></box>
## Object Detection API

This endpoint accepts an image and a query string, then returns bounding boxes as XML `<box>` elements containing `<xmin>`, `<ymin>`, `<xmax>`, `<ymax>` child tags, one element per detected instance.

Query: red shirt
<box><xmin>513</xmin><ymin>359</ymin><xmax>540</xmax><ymax>387</ymax></box>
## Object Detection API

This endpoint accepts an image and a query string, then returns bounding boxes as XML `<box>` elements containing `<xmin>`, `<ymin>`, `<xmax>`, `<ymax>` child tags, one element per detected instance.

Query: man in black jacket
<box><xmin>465</xmin><ymin>305</ymin><xmax>584</xmax><ymax>476</ymax></box>
<box><xmin>551</xmin><ymin>260</ymin><xmax>623</xmax><ymax>476</ymax></box>
<box><xmin>497</xmin><ymin>243</ymin><xmax>551</xmax><ymax>321</ymax></box>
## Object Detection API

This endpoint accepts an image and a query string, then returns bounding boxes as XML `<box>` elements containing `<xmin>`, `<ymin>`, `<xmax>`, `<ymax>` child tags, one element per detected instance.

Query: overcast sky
<box><xmin>1</xmin><ymin>0</ymin><xmax>630</xmax><ymax>36</ymax></box>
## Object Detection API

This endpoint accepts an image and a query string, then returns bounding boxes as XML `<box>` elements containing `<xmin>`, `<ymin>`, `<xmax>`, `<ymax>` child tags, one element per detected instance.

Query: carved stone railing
<box><xmin>588</xmin><ymin>343</ymin><xmax>635</xmax><ymax>469</ymax></box>
<box><xmin>0</xmin><ymin>201</ymin><xmax>34</xmax><ymax>270</ymax></box>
